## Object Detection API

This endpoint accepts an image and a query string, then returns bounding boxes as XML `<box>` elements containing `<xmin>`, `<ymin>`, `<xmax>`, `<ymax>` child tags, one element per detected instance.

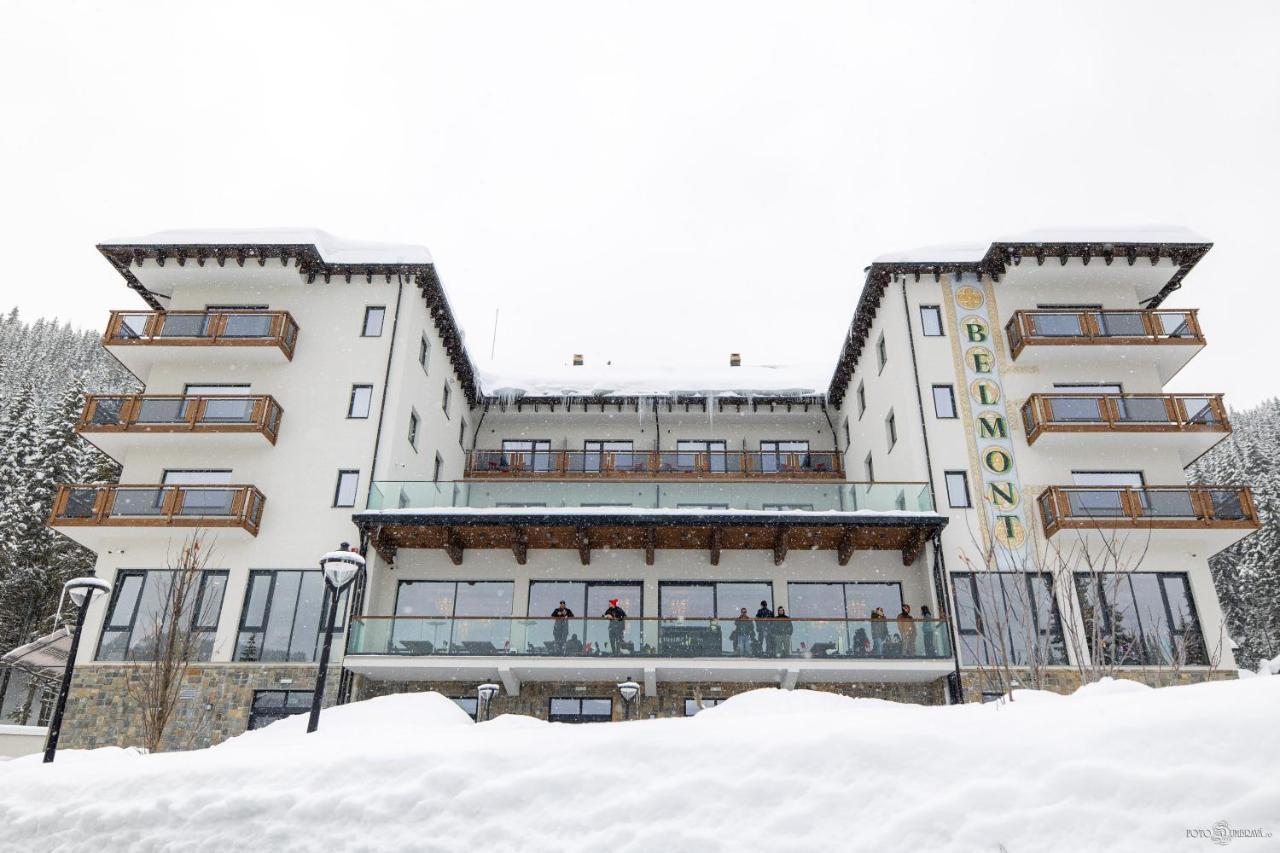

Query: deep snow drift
<box><xmin>1</xmin><ymin>678</ymin><xmax>1276</xmax><ymax>853</ymax></box>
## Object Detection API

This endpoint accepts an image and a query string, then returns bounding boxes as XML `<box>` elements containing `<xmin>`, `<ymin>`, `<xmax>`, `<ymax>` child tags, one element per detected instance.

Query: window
<box><xmin>394</xmin><ymin>580</ymin><xmax>515</xmax><ymax>655</ymax></box>
<box><xmin>459</xmin><ymin>419</ymin><xmax>467</xmax><ymax>448</ymax></box>
<box><xmin>501</xmin><ymin>439</ymin><xmax>553</xmax><ymax>472</ymax></box>
<box><xmin>675</xmin><ymin>439</ymin><xmax>730</xmax><ymax>473</ymax></box>
<box><xmin>919</xmin><ymin>305</ymin><xmax>944</xmax><ymax>337</ymax></box>
<box><xmin>441</xmin><ymin>382</ymin><xmax>451</xmax><ymax>418</ymax></box>
<box><xmin>0</xmin><ymin>667</ymin><xmax>54</xmax><ymax>726</ymax></box>
<box><xmin>235</xmin><ymin>570</ymin><xmax>349</xmax><ymax>662</ymax></box>
<box><xmin>952</xmin><ymin>573</ymin><xmax>1067</xmax><ymax>667</ymax></box>
<box><xmin>528</xmin><ymin>581</ymin><xmax>642</xmax><ymax>655</ymax></box>
<box><xmin>408</xmin><ymin>410</ymin><xmax>420</xmax><ymax>450</ymax></box>
<box><xmin>98</xmin><ymin>570</ymin><xmax>228</xmax><ymax>662</ymax></box>
<box><xmin>162</xmin><ymin>470</ymin><xmax>232</xmax><ymax>485</ymax></box>
<box><xmin>932</xmin><ymin>385</ymin><xmax>957</xmax><ymax>419</ymax></box>
<box><xmin>761</xmin><ymin>503</ymin><xmax>815</xmax><ymax>511</ymax></box>
<box><xmin>864</xmin><ymin>452</ymin><xmax>875</xmax><ymax>482</ymax></box>
<box><xmin>433</xmin><ymin>453</ymin><xmax>443</xmax><ymax>483</ymax></box>
<box><xmin>856</xmin><ymin>382</ymin><xmax>866</xmax><ymax>418</ymax></box>
<box><xmin>842</xmin><ymin>419</ymin><xmax>851</xmax><ymax>447</ymax></box>
<box><xmin>876</xmin><ymin>335</ymin><xmax>887</xmax><ymax>372</ymax></box>
<box><xmin>549</xmin><ymin>697</ymin><xmax>613</xmax><ymax>723</ymax></box>
<box><xmin>1074</xmin><ymin>572</ymin><xmax>1206</xmax><ymax>666</ymax></box>
<box><xmin>362</xmin><ymin>306</ymin><xmax>386</xmax><ymax>337</ymax></box>
<box><xmin>583</xmin><ymin>440</ymin><xmax>635</xmax><ymax>473</ymax></box>
<box><xmin>450</xmin><ymin>697</ymin><xmax>479</xmax><ymax>720</ymax></box>
<box><xmin>885</xmin><ymin>411</ymin><xmax>897</xmax><ymax>451</ymax></box>
<box><xmin>659</xmin><ymin>583</ymin><xmax>772</xmax><ymax>657</ymax></box>
<box><xmin>760</xmin><ymin>440</ymin><xmax>809</xmax><ymax>474</ymax></box>
<box><xmin>333</xmin><ymin>470</ymin><xmax>359</xmax><ymax>507</ymax></box>
<box><xmin>418</xmin><ymin>334</ymin><xmax>430</xmax><ymax>372</ymax></box>
<box><xmin>183</xmin><ymin>383</ymin><xmax>251</xmax><ymax>396</ymax></box>
<box><xmin>787</xmin><ymin>581</ymin><xmax>914</xmax><ymax>657</ymax></box>
<box><xmin>348</xmin><ymin>385</ymin><xmax>373</xmax><ymax>419</ymax></box>
<box><xmin>1068</xmin><ymin>471</ymin><xmax>1147</xmax><ymax>517</ymax></box>
<box><xmin>684</xmin><ymin>698</ymin><xmax>726</xmax><ymax>716</ymax></box>
<box><xmin>945</xmin><ymin>471</ymin><xmax>971</xmax><ymax>508</ymax></box>
<box><xmin>248</xmin><ymin>690</ymin><xmax>314</xmax><ymax>730</ymax></box>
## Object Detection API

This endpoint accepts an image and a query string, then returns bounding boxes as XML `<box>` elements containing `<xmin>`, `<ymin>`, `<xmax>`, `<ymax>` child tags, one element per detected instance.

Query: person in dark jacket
<box><xmin>731</xmin><ymin>608</ymin><xmax>754</xmax><ymax>656</ymax></box>
<box><xmin>920</xmin><ymin>605</ymin><xmax>936</xmax><ymax>657</ymax></box>
<box><xmin>565</xmin><ymin>633</ymin><xmax>583</xmax><ymax>655</ymax></box>
<box><xmin>603</xmin><ymin>599</ymin><xmax>627</xmax><ymax>655</ymax></box>
<box><xmin>772</xmin><ymin>606</ymin><xmax>792</xmax><ymax>656</ymax></box>
<box><xmin>870</xmin><ymin>607</ymin><xmax>889</xmax><ymax>656</ymax></box>
<box><xmin>896</xmin><ymin>604</ymin><xmax>916</xmax><ymax>657</ymax></box>
<box><xmin>755</xmin><ymin>600</ymin><xmax>774</xmax><ymax>656</ymax></box>
<box><xmin>551</xmin><ymin>600</ymin><xmax>574</xmax><ymax>654</ymax></box>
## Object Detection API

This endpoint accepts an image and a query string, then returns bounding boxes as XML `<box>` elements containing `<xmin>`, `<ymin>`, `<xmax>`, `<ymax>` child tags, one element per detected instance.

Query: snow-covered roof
<box><xmin>1</xmin><ymin>630</ymin><xmax>69</xmax><ymax>671</ymax></box>
<box><xmin>102</xmin><ymin>228</ymin><xmax>433</xmax><ymax>265</ymax></box>
<box><xmin>873</xmin><ymin>226</ymin><xmax>1210</xmax><ymax>265</ymax></box>
<box><xmin>475</xmin><ymin>360</ymin><xmax>829</xmax><ymax>400</ymax></box>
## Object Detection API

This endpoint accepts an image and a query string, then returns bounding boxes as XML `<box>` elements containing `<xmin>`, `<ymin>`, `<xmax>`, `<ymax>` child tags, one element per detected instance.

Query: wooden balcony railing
<box><xmin>1006</xmin><ymin>309</ymin><xmax>1203</xmax><ymax>359</ymax></box>
<box><xmin>464</xmin><ymin>449</ymin><xmax>844</xmax><ymax>479</ymax></box>
<box><xmin>49</xmin><ymin>484</ymin><xmax>266</xmax><ymax>536</ymax></box>
<box><xmin>77</xmin><ymin>394</ymin><xmax>283</xmax><ymax>443</ymax></box>
<box><xmin>103</xmin><ymin>310</ymin><xmax>299</xmax><ymax>360</ymax></box>
<box><xmin>1021</xmin><ymin>393</ymin><xmax>1228</xmax><ymax>444</ymax></box>
<box><xmin>1037</xmin><ymin>486</ymin><xmax>1258</xmax><ymax>537</ymax></box>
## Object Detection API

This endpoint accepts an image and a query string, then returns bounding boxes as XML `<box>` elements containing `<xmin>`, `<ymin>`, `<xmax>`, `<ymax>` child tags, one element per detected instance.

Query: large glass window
<box><xmin>235</xmin><ymin>570</ymin><xmax>350</xmax><ymax>662</ymax></box>
<box><xmin>787</xmin><ymin>582</ymin><xmax>910</xmax><ymax>657</ymax></box>
<box><xmin>583</xmin><ymin>440</ymin><xmax>635</xmax><ymax>473</ymax></box>
<box><xmin>952</xmin><ymin>573</ymin><xmax>1067</xmax><ymax>667</ymax></box>
<box><xmin>660</xmin><ymin>582</ymin><xmax>771</xmax><ymax>619</ymax></box>
<box><xmin>392</xmin><ymin>581</ymin><xmax>514</xmax><ymax>656</ymax></box>
<box><xmin>919</xmin><ymin>305</ymin><xmax>945</xmax><ymax>337</ymax></box>
<box><xmin>675</xmin><ymin>439</ymin><xmax>729</xmax><ymax>473</ymax></box>
<box><xmin>98</xmin><ymin>570</ymin><xmax>228</xmax><ymax>662</ymax></box>
<box><xmin>1074</xmin><ymin>572</ymin><xmax>1207</xmax><ymax>666</ymax></box>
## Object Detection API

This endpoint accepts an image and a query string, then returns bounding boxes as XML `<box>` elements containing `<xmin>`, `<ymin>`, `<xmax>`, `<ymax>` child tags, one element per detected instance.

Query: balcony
<box><xmin>1037</xmin><ymin>485</ymin><xmax>1259</xmax><ymax>551</ymax></box>
<box><xmin>464</xmin><ymin>449</ymin><xmax>843</xmax><ymax>479</ymax></box>
<box><xmin>49</xmin><ymin>484</ymin><xmax>265</xmax><ymax>548</ymax></box>
<box><xmin>102</xmin><ymin>310</ymin><xmax>298</xmax><ymax>376</ymax></box>
<box><xmin>343</xmin><ymin>616</ymin><xmax>955</xmax><ymax>687</ymax></box>
<box><xmin>1020</xmin><ymin>393</ymin><xmax>1229</xmax><ymax>464</ymax></box>
<box><xmin>77</xmin><ymin>394</ymin><xmax>283</xmax><ymax>456</ymax></box>
<box><xmin>357</xmin><ymin>480</ymin><xmax>941</xmax><ymax>567</ymax></box>
<box><xmin>1005</xmin><ymin>309</ymin><xmax>1204</xmax><ymax>382</ymax></box>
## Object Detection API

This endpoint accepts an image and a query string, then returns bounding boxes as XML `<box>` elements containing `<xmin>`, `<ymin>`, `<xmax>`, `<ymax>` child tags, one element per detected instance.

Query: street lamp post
<box><xmin>43</xmin><ymin>577</ymin><xmax>112</xmax><ymax>763</ymax></box>
<box><xmin>476</xmin><ymin>683</ymin><xmax>500</xmax><ymax>722</ymax></box>
<box><xmin>617</xmin><ymin>679</ymin><xmax>640</xmax><ymax>721</ymax></box>
<box><xmin>307</xmin><ymin>544</ymin><xmax>366</xmax><ymax>734</ymax></box>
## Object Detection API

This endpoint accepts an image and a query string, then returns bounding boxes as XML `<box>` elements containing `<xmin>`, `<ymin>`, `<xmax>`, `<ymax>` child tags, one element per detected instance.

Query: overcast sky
<box><xmin>1</xmin><ymin>1</ymin><xmax>1276</xmax><ymax>405</ymax></box>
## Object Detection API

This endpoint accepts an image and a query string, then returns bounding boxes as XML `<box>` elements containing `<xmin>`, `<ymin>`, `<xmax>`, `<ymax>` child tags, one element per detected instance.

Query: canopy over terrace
<box><xmin>353</xmin><ymin>506</ymin><xmax>947</xmax><ymax>567</ymax></box>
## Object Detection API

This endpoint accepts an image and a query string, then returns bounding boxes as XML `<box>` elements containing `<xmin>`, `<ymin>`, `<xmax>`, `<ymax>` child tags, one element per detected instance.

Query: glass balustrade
<box><xmin>366</xmin><ymin>480</ymin><xmax>934</xmax><ymax>513</ymax></box>
<box><xmin>348</xmin><ymin>616</ymin><xmax>953</xmax><ymax>660</ymax></box>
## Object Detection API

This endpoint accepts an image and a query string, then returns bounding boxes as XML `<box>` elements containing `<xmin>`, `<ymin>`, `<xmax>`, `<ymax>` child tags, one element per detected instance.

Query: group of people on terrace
<box><xmin>546</xmin><ymin>599</ymin><xmax>941</xmax><ymax>658</ymax></box>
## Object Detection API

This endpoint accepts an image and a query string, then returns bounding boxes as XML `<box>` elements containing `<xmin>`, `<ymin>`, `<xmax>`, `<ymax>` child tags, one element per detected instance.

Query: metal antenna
<box><xmin>490</xmin><ymin>307</ymin><xmax>500</xmax><ymax>360</ymax></box>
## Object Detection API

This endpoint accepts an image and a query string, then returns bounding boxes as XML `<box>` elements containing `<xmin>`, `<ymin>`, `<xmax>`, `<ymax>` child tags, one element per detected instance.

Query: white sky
<box><xmin>1</xmin><ymin>0</ymin><xmax>1277</xmax><ymax>405</ymax></box>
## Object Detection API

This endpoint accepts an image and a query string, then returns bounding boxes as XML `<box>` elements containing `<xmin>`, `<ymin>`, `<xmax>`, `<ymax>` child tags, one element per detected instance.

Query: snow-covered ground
<box><xmin>1</xmin><ymin>677</ymin><xmax>1276</xmax><ymax>853</ymax></box>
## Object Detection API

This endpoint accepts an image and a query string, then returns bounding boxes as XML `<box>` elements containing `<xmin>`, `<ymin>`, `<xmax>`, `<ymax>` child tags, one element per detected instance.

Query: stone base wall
<box><xmin>354</xmin><ymin>677</ymin><xmax>948</xmax><ymax>719</ymax></box>
<box><xmin>60</xmin><ymin>663</ymin><xmax>341</xmax><ymax>751</ymax></box>
<box><xmin>958</xmin><ymin>667</ymin><xmax>1236</xmax><ymax>701</ymax></box>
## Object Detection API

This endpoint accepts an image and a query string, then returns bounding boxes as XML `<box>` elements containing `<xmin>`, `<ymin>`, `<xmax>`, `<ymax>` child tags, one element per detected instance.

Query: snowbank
<box><xmin>1</xmin><ymin>677</ymin><xmax>1275</xmax><ymax>852</ymax></box>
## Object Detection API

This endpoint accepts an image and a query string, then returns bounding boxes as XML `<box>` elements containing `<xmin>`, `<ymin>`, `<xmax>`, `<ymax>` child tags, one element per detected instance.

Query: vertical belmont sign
<box><xmin>945</xmin><ymin>273</ymin><xmax>1031</xmax><ymax>570</ymax></box>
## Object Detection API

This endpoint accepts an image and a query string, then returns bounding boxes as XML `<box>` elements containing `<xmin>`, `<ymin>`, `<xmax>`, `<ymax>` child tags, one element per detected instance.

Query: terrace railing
<box><xmin>1021</xmin><ymin>393</ymin><xmax>1228</xmax><ymax>443</ymax></box>
<box><xmin>348</xmin><ymin>616</ymin><xmax>953</xmax><ymax>660</ymax></box>
<box><xmin>103</xmin><ymin>310</ymin><xmax>299</xmax><ymax>359</ymax></box>
<box><xmin>78</xmin><ymin>394</ymin><xmax>283</xmax><ymax>443</ymax></box>
<box><xmin>49</xmin><ymin>484</ymin><xmax>266</xmax><ymax>535</ymax></box>
<box><xmin>1037</xmin><ymin>485</ymin><xmax>1258</xmax><ymax>536</ymax></box>
<box><xmin>465</xmin><ymin>449</ymin><xmax>843</xmax><ymax>479</ymax></box>
<box><xmin>1006</xmin><ymin>309</ymin><xmax>1202</xmax><ymax>358</ymax></box>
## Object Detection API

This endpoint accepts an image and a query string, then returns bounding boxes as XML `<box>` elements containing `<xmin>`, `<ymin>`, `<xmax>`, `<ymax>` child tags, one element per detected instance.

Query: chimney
<box><xmin>572</xmin><ymin>353</ymin><xmax>584</xmax><ymax>366</ymax></box>
<box><xmin>729</xmin><ymin>353</ymin><xmax>741</xmax><ymax>367</ymax></box>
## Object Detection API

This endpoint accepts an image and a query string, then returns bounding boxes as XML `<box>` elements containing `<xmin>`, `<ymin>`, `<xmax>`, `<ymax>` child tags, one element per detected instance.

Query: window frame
<box><xmin>919</xmin><ymin>305</ymin><xmax>945</xmax><ymax>337</ymax></box>
<box><xmin>856</xmin><ymin>382</ymin><xmax>867</xmax><ymax>419</ymax></box>
<box><xmin>864</xmin><ymin>452</ymin><xmax>875</xmax><ymax>483</ymax></box>
<box><xmin>944</xmin><ymin>470</ymin><xmax>972</xmax><ymax>508</ymax></box>
<box><xmin>348</xmin><ymin>384</ymin><xmax>374</xmax><ymax>419</ymax></box>
<box><xmin>932</xmin><ymin>384</ymin><xmax>957</xmax><ymax>419</ymax></box>
<box><xmin>441</xmin><ymin>382</ymin><xmax>451</xmax><ymax>419</ymax></box>
<box><xmin>235</xmin><ymin>569</ymin><xmax>350</xmax><ymax>663</ymax></box>
<box><xmin>432</xmin><ymin>453</ymin><xmax>443</xmax><ymax>483</ymax></box>
<box><xmin>951</xmin><ymin>571</ymin><xmax>1068</xmax><ymax>667</ymax></box>
<box><xmin>333</xmin><ymin>470</ymin><xmax>360</xmax><ymax>508</ymax></box>
<box><xmin>418</xmin><ymin>334</ymin><xmax>430</xmax><ymax>373</ymax></box>
<box><xmin>408</xmin><ymin>409</ymin><xmax>420</xmax><ymax>450</ymax></box>
<box><xmin>885</xmin><ymin>411</ymin><xmax>897</xmax><ymax>452</ymax></box>
<box><xmin>362</xmin><ymin>306</ymin><xmax>386</xmax><ymax>337</ymax></box>
<box><xmin>876</xmin><ymin>334</ymin><xmax>887</xmax><ymax>373</ymax></box>
<box><xmin>96</xmin><ymin>568</ymin><xmax>229</xmax><ymax>662</ymax></box>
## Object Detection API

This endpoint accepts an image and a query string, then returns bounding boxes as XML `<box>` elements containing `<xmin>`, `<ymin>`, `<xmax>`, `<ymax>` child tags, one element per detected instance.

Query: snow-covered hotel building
<box><xmin>50</xmin><ymin>228</ymin><xmax>1257</xmax><ymax>745</ymax></box>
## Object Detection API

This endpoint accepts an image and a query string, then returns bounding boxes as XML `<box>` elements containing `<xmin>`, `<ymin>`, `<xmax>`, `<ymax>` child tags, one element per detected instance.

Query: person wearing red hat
<box><xmin>602</xmin><ymin>598</ymin><xmax>627</xmax><ymax>655</ymax></box>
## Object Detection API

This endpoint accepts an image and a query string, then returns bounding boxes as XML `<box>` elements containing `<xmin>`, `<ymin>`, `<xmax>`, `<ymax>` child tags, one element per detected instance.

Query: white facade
<box><xmin>55</xmin><ymin>229</ymin><xmax>1252</xmax><ymax>726</ymax></box>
